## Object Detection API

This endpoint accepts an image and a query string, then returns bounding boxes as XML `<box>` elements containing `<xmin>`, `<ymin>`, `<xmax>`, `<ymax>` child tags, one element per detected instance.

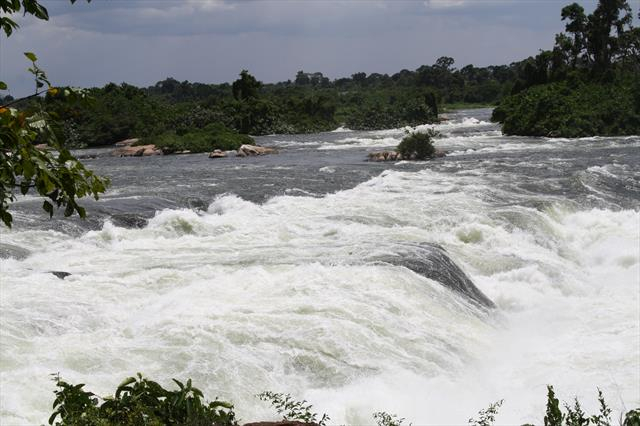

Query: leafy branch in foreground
<box><xmin>49</xmin><ymin>373</ymin><xmax>237</xmax><ymax>426</ymax></box>
<box><xmin>256</xmin><ymin>391</ymin><xmax>330</xmax><ymax>426</ymax></box>
<box><xmin>469</xmin><ymin>400</ymin><xmax>503</xmax><ymax>426</ymax></box>
<box><xmin>373</xmin><ymin>411</ymin><xmax>408</xmax><ymax>426</ymax></box>
<box><xmin>0</xmin><ymin>53</ymin><xmax>109</xmax><ymax>227</ymax></box>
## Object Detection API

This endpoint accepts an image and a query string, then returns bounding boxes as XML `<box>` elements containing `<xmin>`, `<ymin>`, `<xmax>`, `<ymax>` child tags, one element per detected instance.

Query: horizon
<box><xmin>2</xmin><ymin>0</ymin><xmax>623</xmax><ymax>98</ymax></box>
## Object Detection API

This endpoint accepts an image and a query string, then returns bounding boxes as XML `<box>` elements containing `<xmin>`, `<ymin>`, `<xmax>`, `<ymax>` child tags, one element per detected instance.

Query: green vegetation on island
<box><xmin>492</xmin><ymin>0</ymin><xmax>640</xmax><ymax>137</ymax></box>
<box><xmin>138</xmin><ymin>123</ymin><xmax>254</xmax><ymax>154</ymax></box>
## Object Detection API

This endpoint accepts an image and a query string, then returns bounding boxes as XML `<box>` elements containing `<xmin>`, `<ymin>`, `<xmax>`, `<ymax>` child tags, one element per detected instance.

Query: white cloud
<box><xmin>424</xmin><ymin>0</ymin><xmax>467</xmax><ymax>9</ymax></box>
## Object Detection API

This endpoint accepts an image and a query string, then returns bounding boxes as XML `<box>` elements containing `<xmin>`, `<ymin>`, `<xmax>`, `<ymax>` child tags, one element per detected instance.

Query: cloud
<box><xmin>425</xmin><ymin>0</ymin><xmax>468</xmax><ymax>9</ymax></box>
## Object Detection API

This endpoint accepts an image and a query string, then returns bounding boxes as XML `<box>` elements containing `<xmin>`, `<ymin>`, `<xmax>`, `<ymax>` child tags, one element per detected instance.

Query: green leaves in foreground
<box><xmin>48</xmin><ymin>373</ymin><xmax>237</xmax><ymax>426</ymax></box>
<box><xmin>257</xmin><ymin>391</ymin><xmax>330</xmax><ymax>426</ymax></box>
<box><xmin>0</xmin><ymin>54</ymin><xmax>108</xmax><ymax>227</ymax></box>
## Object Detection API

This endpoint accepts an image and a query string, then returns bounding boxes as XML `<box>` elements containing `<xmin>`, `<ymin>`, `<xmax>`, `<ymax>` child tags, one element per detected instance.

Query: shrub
<box><xmin>48</xmin><ymin>373</ymin><xmax>237</xmax><ymax>426</ymax></box>
<box><xmin>144</xmin><ymin>123</ymin><xmax>254</xmax><ymax>154</ymax></box>
<box><xmin>256</xmin><ymin>391</ymin><xmax>330</xmax><ymax>426</ymax></box>
<box><xmin>396</xmin><ymin>129</ymin><xmax>438</xmax><ymax>160</ymax></box>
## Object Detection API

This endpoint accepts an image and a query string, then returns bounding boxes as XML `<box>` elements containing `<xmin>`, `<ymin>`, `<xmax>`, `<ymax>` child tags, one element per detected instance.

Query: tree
<box><xmin>231</xmin><ymin>70</ymin><xmax>261</xmax><ymax>101</ymax></box>
<box><xmin>1</xmin><ymin>0</ymin><xmax>108</xmax><ymax>227</ymax></box>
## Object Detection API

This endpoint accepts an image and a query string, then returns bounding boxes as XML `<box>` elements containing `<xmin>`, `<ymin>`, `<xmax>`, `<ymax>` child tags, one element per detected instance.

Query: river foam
<box><xmin>1</xmin><ymin>110</ymin><xmax>638</xmax><ymax>425</ymax></box>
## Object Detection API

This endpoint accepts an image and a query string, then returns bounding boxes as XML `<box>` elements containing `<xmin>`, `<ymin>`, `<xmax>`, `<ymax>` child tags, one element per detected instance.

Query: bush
<box><xmin>144</xmin><ymin>123</ymin><xmax>254</xmax><ymax>154</ymax></box>
<box><xmin>396</xmin><ymin>129</ymin><xmax>438</xmax><ymax>160</ymax></box>
<box><xmin>48</xmin><ymin>373</ymin><xmax>237</xmax><ymax>426</ymax></box>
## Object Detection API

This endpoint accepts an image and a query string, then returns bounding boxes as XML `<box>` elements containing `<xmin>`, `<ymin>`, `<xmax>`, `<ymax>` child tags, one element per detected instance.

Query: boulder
<box><xmin>367</xmin><ymin>149</ymin><xmax>446</xmax><ymax>161</ymax></box>
<box><xmin>50</xmin><ymin>271</ymin><xmax>71</xmax><ymax>280</ymax></box>
<box><xmin>209</xmin><ymin>149</ymin><xmax>227</xmax><ymax>158</ymax></box>
<box><xmin>236</xmin><ymin>144</ymin><xmax>277</xmax><ymax>157</ymax></box>
<box><xmin>367</xmin><ymin>150</ymin><xmax>403</xmax><ymax>162</ymax></box>
<box><xmin>114</xmin><ymin>138</ymin><xmax>139</xmax><ymax>147</ymax></box>
<box><xmin>112</xmin><ymin>144</ymin><xmax>162</xmax><ymax>157</ymax></box>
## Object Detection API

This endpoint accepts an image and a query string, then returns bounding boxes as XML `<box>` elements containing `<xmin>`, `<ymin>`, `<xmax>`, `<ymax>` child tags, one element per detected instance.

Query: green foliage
<box><xmin>545</xmin><ymin>386</ymin><xmax>564</xmax><ymax>426</ymax></box>
<box><xmin>396</xmin><ymin>129</ymin><xmax>438</xmax><ymax>160</ymax></box>
<box><xmin>492</xmin><ymin>0</ymin><xmax>638</xmax><ymax>137</ymax></box>
<box><xmin>232</xmin><ymin>70</ymin><xmax>261</xmax><ymax>101</ymax></box>
<box><xmin>565</xmin><ymin>398</ymin><xmax>590</xmax><ymax>426</ymax></box>
<box><xmin>49</xmin><ymin>373</ymin><xmax>237</xmax><ymax>426</ymax></box>
<box><xmin>468</xmin><ymin>400</ymin><xmax>503</xmax><ymax>426</ymax></box>
<box><xmin>148</xmin><ymin>123</ymin><xmax>253</xmax><ymax>154</ymax></box>
<box><xmin>1</xmin><ymin>55</ymin><xmax>109</xmax><ymax>227</ymax></box>
<box><xmin>590</xmin><ymin>389</ymin><xmax>612</xmax><ymax>426</ymax></box>
<box><xmin>256</xmin><ymin>391</ymin><xmax>330</xmax><ymax>426</ymax></box>
<box><xmin>373</xmin><ymin>411</ymin><xmax>407</xmax><ymax>426</ymax></box>
<box><xmin>492</xmin><ymin>79</ymin><xmax>640</xmax><ymax>137</ymax></box>
<box><xmin>624</xmin><ymin>409</ymin><xmax>640</xmax><ymax>426</ymax></box>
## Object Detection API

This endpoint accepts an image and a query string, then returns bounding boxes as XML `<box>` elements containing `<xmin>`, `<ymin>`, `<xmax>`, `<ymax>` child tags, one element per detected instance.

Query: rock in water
<box><xmin>379</xmin><ymin>243</ymin><xmax>494</xmax><ymax>308</ymax></box>
<box><xmin>367</xmin><ymin>149</ymin><xmax>446</xmax><ymax>161</ymax></box>
<box><xmin>209</xmin><ymin>149</ymin><xmax>227</xmax><ymax>158</ymax></box>
<box><xmin>112</xmin><ymin>144</ymin><xmax>162</xmax><ymax>157</ymax></box>
<box><xmin>50</xmin><ymin>271</ymin><xmax>71</xmax><ymax>280</ymax></box>
<box><xmin>236</xmin><ymin>144</ymin><xmax>277</xmax><ymax>156</ymax></box>
<box><xmin>0</xmin><ymin>243</ymin><xmax>31</xmax><ymax>260</ymax></box>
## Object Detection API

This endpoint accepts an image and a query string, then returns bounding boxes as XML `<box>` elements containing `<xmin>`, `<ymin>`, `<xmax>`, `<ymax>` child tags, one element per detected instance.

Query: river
<box><xmin>1</xmin><ymin>109</ymin><xmax>638</xmax><ymax>424</ymax></box>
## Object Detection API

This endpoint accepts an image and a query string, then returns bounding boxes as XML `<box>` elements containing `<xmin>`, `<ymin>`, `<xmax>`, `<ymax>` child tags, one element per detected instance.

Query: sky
<box><xmin>1</xmin><ymin>0</ymin><xmax>633</xmax><ymax>97</ymax></box>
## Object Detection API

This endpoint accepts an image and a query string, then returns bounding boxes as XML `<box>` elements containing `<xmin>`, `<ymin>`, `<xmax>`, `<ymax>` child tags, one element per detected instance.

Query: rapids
<box><xmin>1</xmin><ymin>110</ymin><xmax>638</xmax><ymax>425</ymax></box>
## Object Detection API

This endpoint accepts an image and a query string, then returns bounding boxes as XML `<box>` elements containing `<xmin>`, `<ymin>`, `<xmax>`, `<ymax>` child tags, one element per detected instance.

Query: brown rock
<box><xmin>34</xmin><ymin>143</ymin><xmax>51</xmax><ymax>151</ymax></box>
<box><xmin>368</xmin><ymin>149</ymin><xmax>445</xmax><ymax>161</ymax></box>
<box><xmin>237</xmin><ymin>144</ymin><xmax>277</xmax><ymax>156</ymax></box>
<box><xmin>209</xmin><ymin>149</ymin><xmax>227</xmax><ymax>158</ymax></box>
<box><xmin>112</xmin><ymin>144</ymin><xmax>162</xmax><ymax>157</ymax></box>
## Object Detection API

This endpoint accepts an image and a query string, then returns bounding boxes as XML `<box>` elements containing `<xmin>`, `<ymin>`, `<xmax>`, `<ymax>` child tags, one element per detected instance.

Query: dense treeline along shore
<box><xmin>2</xmin><ymin>1</ymin><xmax>637</xmax><ymax>154</ymax></box>
<box><xmin>492</xmin><ymin>1</ymin><xmax>640</xmax><ymax>137</ymax></box>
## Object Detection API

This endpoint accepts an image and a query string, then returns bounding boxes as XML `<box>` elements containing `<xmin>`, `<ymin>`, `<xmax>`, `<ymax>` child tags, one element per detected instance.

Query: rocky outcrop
<box><xmin>112</xmin><ymin>144</ymin><xmax>163</xmax><ymax>157</ymax></box>
<box><xmin>209</xmin><ymin>149</ymin><xmax>227</xmax><ymax>158</ymax></box>
<box><xmin>378</xmin><ymin>243</ymin><xmax>495</xmax><ymax>309</ymax></box>
<box><xmin>367</xmin><ymin>149</ymin><xmax>446</xmax><ymax>162</ymax></box>
<box><xmin>236</xmin><ymin>144</ymin><xmax>277</xmax><ymax>157</ymax></box>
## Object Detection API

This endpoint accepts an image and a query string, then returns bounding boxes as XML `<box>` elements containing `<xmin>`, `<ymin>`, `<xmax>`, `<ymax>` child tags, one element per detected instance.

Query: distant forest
<box><xmin>1</xmin><ymin>57</ymin><xmax>522</xmax><ymax>147</ymax></box>
<box><xmin>2</xmin><ymin>0</ymin><xmax>638</xmax><ymax>145</ymax></box>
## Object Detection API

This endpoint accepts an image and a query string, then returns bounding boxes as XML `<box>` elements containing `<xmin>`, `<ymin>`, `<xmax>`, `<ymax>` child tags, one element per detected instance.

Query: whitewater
<box><xmin>1</xmin><ymin>109</ymin><xmax>638</xmax><ymax>425</ymax></box>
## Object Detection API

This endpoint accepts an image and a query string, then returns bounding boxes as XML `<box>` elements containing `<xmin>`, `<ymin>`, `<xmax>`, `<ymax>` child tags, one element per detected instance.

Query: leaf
<box><xmin>0</xmin><ymin>81</ymin><xmax>7</xmax><ymax>90</ymax></box>
<box><xmin>42</xmin><ymin>201</ymin><xmax>53</xmax><ymax>217</ymax></box>
<box><xmin>24</xmin><ymin>52</ymin><xmax>37</xmax><ymax>62</ymax></box>
<box><xmin>47</xmin><ymin>87</ymin><xmax>58</xmax><ymax>96</ymax></box>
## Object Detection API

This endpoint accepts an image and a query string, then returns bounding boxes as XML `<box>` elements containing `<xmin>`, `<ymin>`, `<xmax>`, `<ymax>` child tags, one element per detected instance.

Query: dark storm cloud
<box><xmin>0</xmin><ymin>0</ymin><xmax>614</xmax><ymax>97</ymax></box>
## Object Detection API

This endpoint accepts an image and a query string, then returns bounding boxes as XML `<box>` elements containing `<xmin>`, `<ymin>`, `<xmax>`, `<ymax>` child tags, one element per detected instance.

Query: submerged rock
<box><xmin>379</xmin><ymin>243</ymin><xmax>494</xmax><ymax>308</ymax></box>
<box><xmin>237</xmin><ymin>144</ymin><xmax>277</xmax><ymax>157</ymax></box>
<box><xmin>50</xmin><ymin>271</ymin><xmax>71</xmax><ymax>280</ymax></box>
<box><xmin>110</xmin><ymin>213</ymin><xmax>148</xmax><ymax>229</ymax></box>
<box><xmin>0</xmin><ymin>243</ymin><xmax>31</xmax><ymax>260</ymax></box>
